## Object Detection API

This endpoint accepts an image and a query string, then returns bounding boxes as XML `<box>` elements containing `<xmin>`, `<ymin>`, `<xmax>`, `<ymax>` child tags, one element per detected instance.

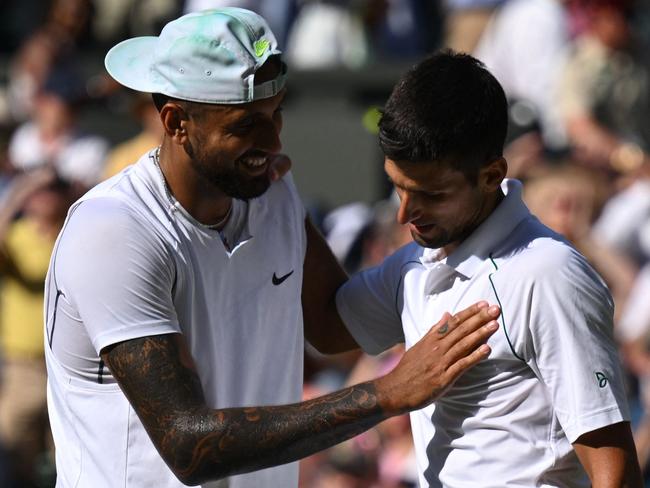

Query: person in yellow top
<box><xmin>0</xmin><ymin>168</ymin><xmax>72</xmax><ymax>487</ymax></box>
<box><xmin>102</xmin><ymin>93</ymin><xmax>164</xmax><ymax>179</ymax></box>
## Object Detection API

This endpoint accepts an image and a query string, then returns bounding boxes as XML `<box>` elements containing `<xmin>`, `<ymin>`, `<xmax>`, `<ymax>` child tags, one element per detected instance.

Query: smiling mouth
<box><xmin>238</xmin><ymin>154</ymin><xmax>269</xmax><ymax>176</ymax></box>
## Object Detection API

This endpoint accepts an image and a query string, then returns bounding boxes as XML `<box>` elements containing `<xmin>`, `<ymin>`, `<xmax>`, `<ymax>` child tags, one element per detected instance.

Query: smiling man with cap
<box><xmin>43</xmin><ymin>8</ymin><xmax>501</xmax><ymax>488</ymax></box>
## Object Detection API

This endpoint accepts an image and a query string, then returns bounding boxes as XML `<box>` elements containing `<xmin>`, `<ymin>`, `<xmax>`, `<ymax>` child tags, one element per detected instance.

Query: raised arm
<box><xmin>573</xmin><ymin>422</ymin><xmax>643</xmax><ymax>488</ymax></box>
<box><xmin>302</xmin><ymin>216</ymin><xmax>358</xmax><ymax>353</ymax></box>
<box><xmin>101</xmin><ymin>301</ymin><xmax>500</xmax><ymax>486</ymax></box>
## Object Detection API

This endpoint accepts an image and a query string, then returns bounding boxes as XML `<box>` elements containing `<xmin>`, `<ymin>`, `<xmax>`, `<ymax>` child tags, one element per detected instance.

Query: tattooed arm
<box><xmin>101</xmin><ymin>302</ymin><xmax>500</xmax><ymax>485</ymax></box>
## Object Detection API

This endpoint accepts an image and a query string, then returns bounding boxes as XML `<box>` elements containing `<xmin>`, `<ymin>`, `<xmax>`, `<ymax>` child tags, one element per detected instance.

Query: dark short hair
<box><xmin>378</xmin><ymin>50</ymin><xmax>508</xmax><ymax>179</ymax></box>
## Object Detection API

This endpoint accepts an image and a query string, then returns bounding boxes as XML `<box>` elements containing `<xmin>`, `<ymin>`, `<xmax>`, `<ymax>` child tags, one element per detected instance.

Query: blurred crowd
<box><xmin>2</xmin><ymin>0</ymin><xmax>650</xmax><ymax>486</ymax></box>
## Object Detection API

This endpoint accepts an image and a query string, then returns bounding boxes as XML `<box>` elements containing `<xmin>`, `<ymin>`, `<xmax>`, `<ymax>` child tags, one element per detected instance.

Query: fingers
<box><xmin>446</xmin><ymin>304</ymin><xmax>499</xmax><ymax>341</ymax></box>
<box><xmin>445</xmin><ymin>318</ymin><xmax>498</xmax><ymax>365</ymax></box>
<box><xmin>426</xmin><ymin>301</ymin><xmax>495</xmax><ymax>338</ymax></box>
<box><xmin>445</xmin><ymin>340</ymin><xmax>494</xmax><ymax>382</ymax></box>
<box><xmin>429</xmin><ymin>311</ymin><xmax>452</xmax><ymax>335</ymax></box>
<box><xmin>424</xmin><ymin>302</ymin><xmax>500</xmax><ymax>366</ymax></box>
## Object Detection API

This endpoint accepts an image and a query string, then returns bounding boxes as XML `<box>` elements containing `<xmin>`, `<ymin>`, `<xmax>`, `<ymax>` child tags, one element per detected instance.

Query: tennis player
<box><xmin>44</xmin><ymin>9</ymin><xmax>499</xmax><ymax>488</ymax></box>
<box><xmin>335</xmin><ymin>50</ymin><xmax>643</xmax><ymax>487</ymax></box>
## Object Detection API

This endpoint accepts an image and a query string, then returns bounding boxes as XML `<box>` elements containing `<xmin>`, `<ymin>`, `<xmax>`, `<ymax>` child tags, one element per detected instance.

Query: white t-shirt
<box><xmin>336</xmin><ymin>179</ymin><xmax>629</xmax><ymax>488</ymax></box>
<box><xmin>9</xmin><ymin>122</ymin><xmax>108</xmax><ymax>187</ymax></box>
<box><xmin>592</xmin><ymin>179</ymin><xmax>650</xmax><ymax>265</ymax></box>
<box><xmin>44</xmin><ymin>150</ymin><xmax>307</xmax><ymax>488</ymax></box>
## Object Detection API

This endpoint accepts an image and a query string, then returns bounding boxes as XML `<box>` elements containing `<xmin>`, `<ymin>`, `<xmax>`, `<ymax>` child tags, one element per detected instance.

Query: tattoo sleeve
<box><xmin>102</xmin><ymin>334</ymin><xmax>386</xmax><ymax>486</ymax></box>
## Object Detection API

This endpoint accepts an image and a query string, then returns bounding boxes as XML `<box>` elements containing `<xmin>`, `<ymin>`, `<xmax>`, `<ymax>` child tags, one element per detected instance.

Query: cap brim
<box><xmin>105</xmin><ymin>37</ymin><xmax>159</xmax><ymax>93</ymax></box>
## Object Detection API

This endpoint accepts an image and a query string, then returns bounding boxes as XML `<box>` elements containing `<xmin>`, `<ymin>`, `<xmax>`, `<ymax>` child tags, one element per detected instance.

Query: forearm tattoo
<box><xmin>103</xmin><ymin>335</ymin><xmax>386</xmax><ymax>485</ymax></box>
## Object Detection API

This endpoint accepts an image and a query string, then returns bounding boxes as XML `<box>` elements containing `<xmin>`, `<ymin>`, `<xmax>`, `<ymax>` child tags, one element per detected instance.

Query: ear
<box><xmin>478</xmin><ymin>157</ymin><xmax>507</xmax><ymax>192</ymax></box>
<box><xmin>159</xmin><ymin>102</ymin><xmax>190</xmax><ymax>144</ymax></box>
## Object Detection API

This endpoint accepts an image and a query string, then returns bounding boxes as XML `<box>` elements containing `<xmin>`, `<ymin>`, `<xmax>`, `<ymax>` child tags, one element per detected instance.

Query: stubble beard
<box><xmin>411</xmin><ymin>204</ymin><xmax>485</xmax><ymax>250</ymax></box>
<box><xmin>184</xmin><ymin>140</ymin><xmax>271</xmax><ymax>200</ymax></box>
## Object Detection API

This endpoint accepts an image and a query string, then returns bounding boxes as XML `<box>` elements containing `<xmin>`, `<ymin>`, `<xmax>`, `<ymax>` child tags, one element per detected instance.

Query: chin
<box><xmin>227</xmin><ymin>176</ymin><xmax>271</xmax><ymax>200</ymax></box>
<box><xmin>411</xmin><ymin>228</ymin><xmax>454</xmax><ymax>249</ymax></box>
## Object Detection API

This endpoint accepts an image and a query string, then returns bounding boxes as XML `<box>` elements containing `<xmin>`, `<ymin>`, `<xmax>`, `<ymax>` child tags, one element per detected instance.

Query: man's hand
<box><xmin>375</xmin><ymin>301</ymin><xmax>500</xmax><ymax>415</ymax></box>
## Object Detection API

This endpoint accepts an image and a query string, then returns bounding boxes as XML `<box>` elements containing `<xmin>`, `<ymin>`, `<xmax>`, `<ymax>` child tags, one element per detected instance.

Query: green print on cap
<box><xmin>595</xmin><ymin>371</ymin><xmax>609</xmax><ymax>388</ymax></box>
<box><xmin>254</xmin><ymin>39</ymin><xmax>270</xmax><ymax>57</ymax></box>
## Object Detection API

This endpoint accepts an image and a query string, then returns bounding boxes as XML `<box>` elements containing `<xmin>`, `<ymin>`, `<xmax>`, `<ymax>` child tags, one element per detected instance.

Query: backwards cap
<box><xmin>104</xmin><ymin>8</ymin><xmax>286</xmax><ymax>104</ymax></box>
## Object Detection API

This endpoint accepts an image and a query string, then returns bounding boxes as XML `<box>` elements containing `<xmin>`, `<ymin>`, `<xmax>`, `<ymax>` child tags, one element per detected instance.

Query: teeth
<box><xmin>242</xmin><ymin>156</ymin><xmax>267</xmax><ymax>168</ymax></box>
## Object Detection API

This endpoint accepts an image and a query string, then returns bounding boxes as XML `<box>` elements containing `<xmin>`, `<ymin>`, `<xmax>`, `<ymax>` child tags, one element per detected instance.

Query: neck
<box><xmin>155</xmin><ymin>143</ymin><xmax>233</xmax><ymax>228</ymax></box>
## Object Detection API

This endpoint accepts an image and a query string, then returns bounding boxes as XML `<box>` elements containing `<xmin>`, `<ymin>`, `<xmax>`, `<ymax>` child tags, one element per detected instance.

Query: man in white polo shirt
<box><xmin>335</xmin><ymin>51</ymin><xmax>643</xmax><ymax>486</ymax></box>
<box><xmin>44</xmin><ymin>9</ymin><xmax>501</xmax><ymax>488</ymax></box>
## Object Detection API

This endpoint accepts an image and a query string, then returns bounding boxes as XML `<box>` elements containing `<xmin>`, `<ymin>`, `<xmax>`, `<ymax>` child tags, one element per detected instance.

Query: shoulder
<box><xmin>266</xmin><ymin>171</ymin><xmax>301</xmax><ymax>203</ymax></box>
<box><xmin>495</xmin><ymin>218</ymin><xmax>606</xmax><ymax>292</ymax></box>
<box><xmin>61</xmin><ymin>189</ymin><xmax>165</xmax><ymax>258</ymax></box>
<box><xmin>256</xmin><ymin>171</ymin><xmax>306</xmax><ymax>232</ymax></box>
<box><xmin>365</xmin><ymin>241</ymin><xmax>423</xmax><ymax>281</ymax></box>
<box><xmin>390</xmin><ymin>241</ymin><xmax>423</xmax><ymax>267</ymax></box>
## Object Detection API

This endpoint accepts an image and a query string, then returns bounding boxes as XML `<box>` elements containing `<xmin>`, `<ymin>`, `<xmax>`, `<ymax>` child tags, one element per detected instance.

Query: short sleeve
<box><xmin>336</xmin><ymin>246</ymin><xmax>412</xmax><ymax>354</ymax></box>
<box><xmin>53</xmin><ymin>197</ymin><xmax>181</xmax><ymax>354</ymax></box>
<box><xmin>527</xmin><ymin>248</ymin><xmax>630</xmax><ymax>442</ymax></box>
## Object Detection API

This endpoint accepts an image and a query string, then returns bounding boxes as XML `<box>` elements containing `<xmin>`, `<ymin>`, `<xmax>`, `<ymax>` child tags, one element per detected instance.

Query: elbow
<box><xmin>167</xmin><ymin>459</ymin><xmax>230</xmax><ymax>487</ymax></box>
<box><xmin>173</xmin><ymin>472</ymin><xmax>222</xmax><ymax>487</ymax></box>
<box><xmin>154</xmin><ymin>416</ymin><xmax>232</xmax><ymax>486</ymax></box>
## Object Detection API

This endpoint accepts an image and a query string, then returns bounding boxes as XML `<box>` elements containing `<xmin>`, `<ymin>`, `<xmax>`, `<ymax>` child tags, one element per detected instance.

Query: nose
<box><xmin>396</xmin><ymin>192</ymin><xmax>420</xmax><ymax>225</ymax></box>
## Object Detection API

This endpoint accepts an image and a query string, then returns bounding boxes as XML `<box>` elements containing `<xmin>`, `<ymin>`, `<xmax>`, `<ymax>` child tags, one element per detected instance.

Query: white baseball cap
<box><xmin>104</xmin><ymin>8</ymin><xmax>287</xmax><ymax>104</ymax></box>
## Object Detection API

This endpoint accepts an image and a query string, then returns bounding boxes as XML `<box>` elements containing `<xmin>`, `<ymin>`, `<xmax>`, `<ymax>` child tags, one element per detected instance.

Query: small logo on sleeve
<box><xmin>595</xmin><ymin>371</ymin><xmax>609</xmax><ymax>388</ymax></box>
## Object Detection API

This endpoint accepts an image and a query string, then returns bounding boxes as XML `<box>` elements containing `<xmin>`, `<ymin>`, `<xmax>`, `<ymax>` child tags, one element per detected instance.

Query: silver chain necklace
<box><xmin>152</xmin><ymin>147</ymin><xmax>233</xmax><ymax>230</ymax></box>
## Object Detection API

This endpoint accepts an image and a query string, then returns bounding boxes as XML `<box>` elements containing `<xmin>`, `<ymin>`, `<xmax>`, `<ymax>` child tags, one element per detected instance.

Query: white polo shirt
<box><xmin>45</xmin><ymin>150</ymin><xmax>307</xmax><ymax>488</ymax></box>
<box><xmin>336</xmin><ymin>179</ymin><xmax>629</xmax><ymax>488</ymax></box>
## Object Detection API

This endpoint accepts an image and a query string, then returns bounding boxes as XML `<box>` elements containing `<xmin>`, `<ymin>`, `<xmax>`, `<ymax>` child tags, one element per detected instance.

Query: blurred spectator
<box><xmin>558</xmin><ymin>0</ymin><xmax>650</xmax><ymax>172</ymax></box>
<box><xmin>323</xmin><ymin>196</ymin><xmax>411</xmax><ymax>274</ymax></box>
<box><xmin>474</xmin><ymin>0</ymin><xmax>570</xmax><ymax>151</ymax></box>
<box><xmin>362</xmin><ymin>0</ymin><xmax>442</xmax><ymax>61</ymax></box>
<box><xmin>47</xmin><ymin>0</ymin><xmax>93</xmax><ymax>44</ymax></box>
<box><xmin>4</xmin><ymin>30</ymin><xmax>66</xmax><ymax>123</ymax></box>
<box><xmin>184</xmin><ymin>0</ymin><xmax>297</xmax><ymax>47</ymax></box>
<box><xmin>0</xmin><ymin>127</ymin><xmax>18</xmax><ymax>198</ymax></box>
<box><xmin>91</xmin><ymin>0</ymin><xmax>179</xmax><ymax>45</ymax></box>
<box><xmin>102</xmin><ymin>93</ymin><xmax>164</xmax><ymax>179</ymax></box>
<box><xmin>323</xmin><ymin>202</ymin><xmax>374</xmax><ymax>271</ymax></box>
<box><xmin>3</xmin><ymin>0</ymin><xmax>94</xmax><ymax>124</ymax></box>
<box><xmin>523</xmin><ymin>163</ymin><xmax>637</xmax><ymax>323</ymax></box>
<box><xmin>8</xmin><ymin>67</ymin><xmax>109</xmax><ymax>189</ymax></box>
<box><xmin>0</xmin><ymin>168</ymin><xmax>72</xmax><ymax>488</ymax></box>
<box><xmin>287</xmin><ymin>0</ymin><xmax>439</xmax><ymax>69</ymax></box>
<box><xmin>443</xmin><ymin>0</ymin><xmax>506</xmax><ymax>53</ymax></box>
<box><xmin>286</xmin><ymin>1</ymin><xmax>369</xmax><ymax>69</ymax></box>
<box><xmin>592</xmin><ymin>175</ymin><xmax>650</xmax><ymax>267</ymax></box>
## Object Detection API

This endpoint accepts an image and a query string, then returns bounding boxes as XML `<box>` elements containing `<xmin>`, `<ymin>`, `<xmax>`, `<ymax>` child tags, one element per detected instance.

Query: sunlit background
<box><xmin>2</xmin><ymin>1</ymin><xmax>650</xmax><ymax>486</ymax></box>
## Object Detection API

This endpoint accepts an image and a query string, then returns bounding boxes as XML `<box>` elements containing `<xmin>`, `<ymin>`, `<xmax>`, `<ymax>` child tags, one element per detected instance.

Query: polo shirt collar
<box><xmin>420</xmin><ymin>179</ymin><xmax>531</xmax><ymax>279</ymax></box>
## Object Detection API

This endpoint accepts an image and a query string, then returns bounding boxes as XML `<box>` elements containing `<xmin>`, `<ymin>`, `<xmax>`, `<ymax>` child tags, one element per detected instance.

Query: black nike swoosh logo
<box><xmin>272</xmin><ymin>270</ymin><xmax>294</xmax><ymax>285</ymax></box>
